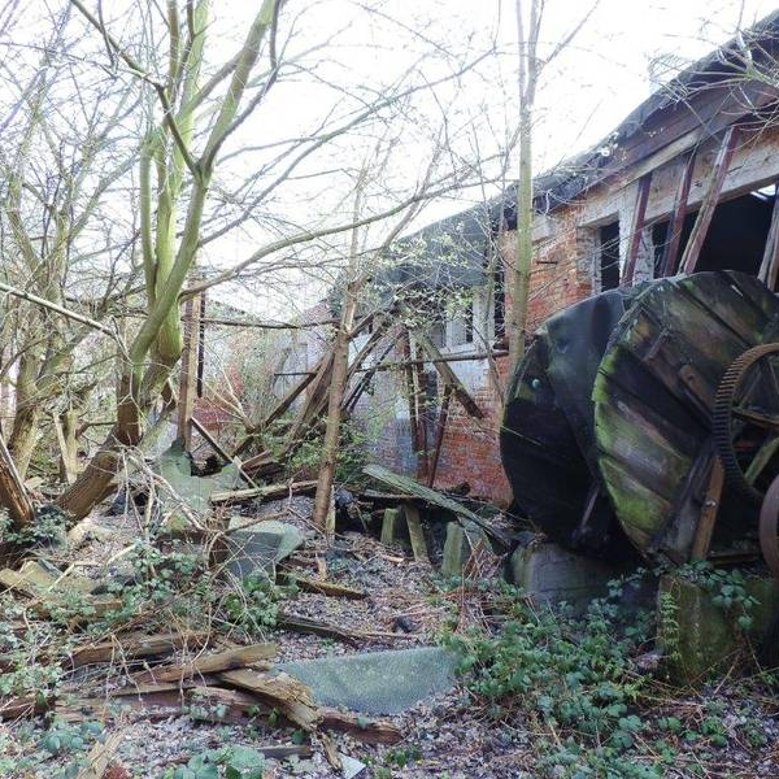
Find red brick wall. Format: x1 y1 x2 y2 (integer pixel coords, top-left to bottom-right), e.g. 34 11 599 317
432 210 593 505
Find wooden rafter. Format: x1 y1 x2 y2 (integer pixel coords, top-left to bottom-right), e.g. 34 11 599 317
660 150 697 277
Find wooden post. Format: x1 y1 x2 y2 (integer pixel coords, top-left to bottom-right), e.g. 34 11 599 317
312 281 359 532
690 458 725 560
427 384 453 487
679 126 739 275
660 150 696 277
413 344 429 481
621 173 652 286
176 292 203 449
399 328 422 466
757 183 779 289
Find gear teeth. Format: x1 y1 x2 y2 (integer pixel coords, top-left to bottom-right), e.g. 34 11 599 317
713 343 779 504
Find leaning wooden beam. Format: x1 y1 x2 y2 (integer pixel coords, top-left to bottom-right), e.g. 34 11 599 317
758 182 779 288
621 173 652 286
679 126 740 274
343 337 397 412
191 416 256 487
232 363 321 458
660 150 697 276
400 328 423 464
411 326 484 419
0 431 34 529
427 384 453 488
413 343 430 480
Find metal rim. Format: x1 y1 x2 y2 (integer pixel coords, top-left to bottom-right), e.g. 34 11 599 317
759 474 779 579
713 342 779 503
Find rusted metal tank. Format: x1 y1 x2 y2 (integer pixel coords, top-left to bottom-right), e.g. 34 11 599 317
501 271 779 569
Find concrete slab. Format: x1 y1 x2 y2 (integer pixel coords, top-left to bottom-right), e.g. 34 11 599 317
278 646 459 715
224 519 306 579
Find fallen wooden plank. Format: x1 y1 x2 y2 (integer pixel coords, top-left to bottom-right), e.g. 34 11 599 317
210 480 317 505
128 643 277 684
277 612 361 645
276 573 366 600
189 685 269 724
0 694 52 720
219 669 320 730
67 631 210 668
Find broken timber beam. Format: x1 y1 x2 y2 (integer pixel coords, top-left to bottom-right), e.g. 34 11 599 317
679 126 740 274
363 464 510 546
410 324 484 419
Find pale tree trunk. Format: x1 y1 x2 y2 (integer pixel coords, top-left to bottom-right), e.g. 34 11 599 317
58 0 279 520
508 0 539 373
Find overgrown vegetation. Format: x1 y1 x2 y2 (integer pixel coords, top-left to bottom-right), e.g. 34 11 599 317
440 574 779 778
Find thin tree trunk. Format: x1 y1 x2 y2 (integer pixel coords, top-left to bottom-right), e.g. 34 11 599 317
312 281 359 533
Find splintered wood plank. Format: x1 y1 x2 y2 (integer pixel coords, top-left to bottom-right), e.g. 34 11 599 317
219 669 320 730
319 707 403 744
128 643 277 684
75 732 124 779
68 631 209 668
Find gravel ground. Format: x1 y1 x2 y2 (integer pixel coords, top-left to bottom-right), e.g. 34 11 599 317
3 491 779 778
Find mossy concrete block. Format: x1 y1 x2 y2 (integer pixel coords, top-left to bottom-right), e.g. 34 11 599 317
506 537 616 607
380 507 403 546
658 573 779 685
441 520 490 577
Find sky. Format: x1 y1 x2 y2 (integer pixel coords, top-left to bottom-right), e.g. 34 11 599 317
6 0 779 318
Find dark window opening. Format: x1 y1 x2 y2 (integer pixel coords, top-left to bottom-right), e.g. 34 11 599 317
494 263 506 342
464 297 474 343
653 189 775 280
599 221 620 290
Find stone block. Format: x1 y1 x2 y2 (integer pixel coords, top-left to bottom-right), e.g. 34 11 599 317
658 573 779 685
380 507 403 546
440 520 491 577
506 536 616 607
